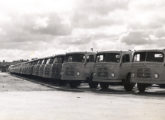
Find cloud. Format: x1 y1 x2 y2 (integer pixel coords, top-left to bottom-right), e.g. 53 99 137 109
121 31 152 45
154 28 165 38
31 13 72 35
119 0 165 48
1 13 72 36
0 13 72 51
72 0 129 28
0 0 165 61
76 0 129 15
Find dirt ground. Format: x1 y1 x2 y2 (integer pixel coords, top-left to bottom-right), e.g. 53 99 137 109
0 72 165 120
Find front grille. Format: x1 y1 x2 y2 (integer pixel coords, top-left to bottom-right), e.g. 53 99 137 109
97 67 108 77
137 68 151 78
65 67 74 76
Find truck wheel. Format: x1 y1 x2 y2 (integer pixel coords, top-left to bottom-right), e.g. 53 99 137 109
124 74 135 91
58 80 67 86
89 82 98 89
69 82 80 88
100 83 109 90
159 84 165 88
137 83 146 93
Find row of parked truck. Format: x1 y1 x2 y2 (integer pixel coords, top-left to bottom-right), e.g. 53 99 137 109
8 49 165 92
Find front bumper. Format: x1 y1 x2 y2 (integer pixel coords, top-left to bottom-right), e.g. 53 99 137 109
61 75 86 81
131 78 165 84
93 78 122 83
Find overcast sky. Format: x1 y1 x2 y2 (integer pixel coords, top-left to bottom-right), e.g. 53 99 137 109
0 0 165 61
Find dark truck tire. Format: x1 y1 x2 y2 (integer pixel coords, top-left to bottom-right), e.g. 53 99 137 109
137 83 146 93
100 83 109 90
89 82 98 89
58 80 67 86
124 74 135 91
69 82 80 88
159 84 165 88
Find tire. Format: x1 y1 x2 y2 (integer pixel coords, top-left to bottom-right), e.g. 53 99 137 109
137 83 146 93
69 82 80 88
124 74 135 91
58 80 67 86
100 83 109 89
89 82 98 89
159 84 165 88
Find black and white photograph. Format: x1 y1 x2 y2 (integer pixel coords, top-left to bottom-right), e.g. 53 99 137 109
0 0 165 120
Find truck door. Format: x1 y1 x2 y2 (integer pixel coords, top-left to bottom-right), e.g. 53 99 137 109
145 52 165 82
120 54 131 79
84 55 95 79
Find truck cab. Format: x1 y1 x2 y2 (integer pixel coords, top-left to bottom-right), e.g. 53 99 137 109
51 54 65 81
42 54 65 84
131 49 165 92
32 59 43 76
61 52 97 88
28 60 38 76
92 51 134 90
38 58 48 77
43 56 55 79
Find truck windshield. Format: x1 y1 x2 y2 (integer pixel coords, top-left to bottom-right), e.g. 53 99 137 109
37 60 42 64
65 54 85 62
54 56 64 63
133 52 164 62
96 53 120 63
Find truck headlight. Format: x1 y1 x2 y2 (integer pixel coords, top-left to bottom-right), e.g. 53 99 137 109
93 73 96 76
131 73 135 78
154 73 159 79
77 72 80 76
111 73 115 77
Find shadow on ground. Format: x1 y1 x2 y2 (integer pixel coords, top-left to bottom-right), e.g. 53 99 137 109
10 73 165 97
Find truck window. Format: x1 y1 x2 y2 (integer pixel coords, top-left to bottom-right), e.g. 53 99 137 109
46 59 50 64
96 53 120 63
133 52 146 62
87 55 95 62
97 55 103 62
54 57 58 63
65 54 85 62
54 57 64 63
41 60 44 64
38 60 43 64
42 59 47 64
146 52 164 62
33 61 37 65
133 52 164 62
37 60 40 64
122 54 130 63
44 59 48 64
49 58 54 64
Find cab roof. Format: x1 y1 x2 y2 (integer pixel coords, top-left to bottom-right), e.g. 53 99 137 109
134 49 165 53
97 50 132 54
30 54 65 62
55 54 65 57
66 51 96 55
